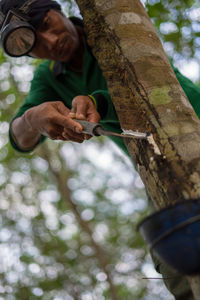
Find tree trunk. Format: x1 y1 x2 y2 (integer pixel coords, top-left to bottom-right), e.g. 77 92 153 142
187 276 200 300
76 0 200 210
75 0 200 298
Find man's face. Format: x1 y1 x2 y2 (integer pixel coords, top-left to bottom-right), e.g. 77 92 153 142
30 9 79 62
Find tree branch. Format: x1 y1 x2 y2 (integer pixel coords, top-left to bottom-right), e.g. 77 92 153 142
38 143 120 300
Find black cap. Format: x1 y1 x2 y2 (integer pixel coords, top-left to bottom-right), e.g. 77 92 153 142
0 0 61 29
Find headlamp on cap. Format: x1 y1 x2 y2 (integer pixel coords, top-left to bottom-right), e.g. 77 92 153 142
0 0 37 57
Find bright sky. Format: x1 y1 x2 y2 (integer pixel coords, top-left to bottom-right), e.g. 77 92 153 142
176 59 200 82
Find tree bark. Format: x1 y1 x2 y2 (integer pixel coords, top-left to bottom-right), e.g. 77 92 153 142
75 0 200 298
76 0 200 210
187 276 200 300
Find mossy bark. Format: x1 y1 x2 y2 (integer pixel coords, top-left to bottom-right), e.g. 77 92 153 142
76 0 200 210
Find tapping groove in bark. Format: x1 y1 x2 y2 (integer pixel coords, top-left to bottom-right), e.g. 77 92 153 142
76 0 200 209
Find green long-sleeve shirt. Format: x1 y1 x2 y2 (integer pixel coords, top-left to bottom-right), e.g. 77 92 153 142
9 37 200 155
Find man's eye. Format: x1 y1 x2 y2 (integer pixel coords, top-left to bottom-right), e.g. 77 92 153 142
42 17 49 28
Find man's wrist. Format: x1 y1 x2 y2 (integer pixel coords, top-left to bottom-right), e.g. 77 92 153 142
88 94 97 109
89 93 108 119
23 108 38 133
10 117 40 152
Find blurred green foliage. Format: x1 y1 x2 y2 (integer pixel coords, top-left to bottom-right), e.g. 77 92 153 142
145 0 200 60
0 0 198 299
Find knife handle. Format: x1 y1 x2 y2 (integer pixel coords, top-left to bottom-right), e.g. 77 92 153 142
74 119 103 136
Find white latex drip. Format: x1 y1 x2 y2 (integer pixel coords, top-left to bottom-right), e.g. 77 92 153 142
147 134 162 155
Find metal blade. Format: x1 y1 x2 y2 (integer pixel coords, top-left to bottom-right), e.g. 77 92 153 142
73 119 149 140
95 127 149 140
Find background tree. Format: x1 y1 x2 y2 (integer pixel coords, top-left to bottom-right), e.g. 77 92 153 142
0 0 199 299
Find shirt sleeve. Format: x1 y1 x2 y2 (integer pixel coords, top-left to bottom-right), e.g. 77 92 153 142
9 63 59 153
89 90 130 156
171 65 200 118
90 90 118 121
13 63 60 120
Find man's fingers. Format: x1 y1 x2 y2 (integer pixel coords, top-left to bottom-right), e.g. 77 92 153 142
53 115 83 133
87 111 101 123
75 101 88 119
62 129 84 139
84 134 92 140
62 129 85 143
71 97 90 120
69 112 76 119
57 101 71 116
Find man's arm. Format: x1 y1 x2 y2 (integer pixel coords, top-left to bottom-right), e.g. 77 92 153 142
11 97 100 151
172 65 200 119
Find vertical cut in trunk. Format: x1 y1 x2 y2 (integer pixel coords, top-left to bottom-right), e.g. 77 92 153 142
76 0 200 209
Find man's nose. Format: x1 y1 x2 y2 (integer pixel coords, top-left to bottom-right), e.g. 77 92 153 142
40 32 59 51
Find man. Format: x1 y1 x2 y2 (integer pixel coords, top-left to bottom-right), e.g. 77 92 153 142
1 0 200 298
1 0 126 154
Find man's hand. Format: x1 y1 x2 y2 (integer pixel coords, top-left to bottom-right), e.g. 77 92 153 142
11 97 101 150
24 101 85 143
69 95 100 122
62 95 101 140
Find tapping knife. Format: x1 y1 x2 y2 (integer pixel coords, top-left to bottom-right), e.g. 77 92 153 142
74 119 149 140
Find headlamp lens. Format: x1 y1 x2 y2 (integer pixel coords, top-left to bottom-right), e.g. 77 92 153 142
4 25 36 57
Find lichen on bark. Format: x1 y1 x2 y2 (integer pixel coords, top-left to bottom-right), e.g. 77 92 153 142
76 0 200 209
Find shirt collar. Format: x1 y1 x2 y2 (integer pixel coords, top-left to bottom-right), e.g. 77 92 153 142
52 61 64 77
